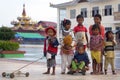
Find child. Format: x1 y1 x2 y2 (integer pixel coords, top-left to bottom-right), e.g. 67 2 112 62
67 42 90 75
73 14 88 50
89 14 105 73
43 26 59 75
90 24 103 74
89 14 105 38
60 19 74 74
104 31 116 75
61 19 72 36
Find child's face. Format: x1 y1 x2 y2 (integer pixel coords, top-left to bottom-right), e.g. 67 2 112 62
108 32 114 40
65 24 71 30
78 47 85 54
47 29 54 36
92 28 99 35
94 17 101 24
77 18 84 25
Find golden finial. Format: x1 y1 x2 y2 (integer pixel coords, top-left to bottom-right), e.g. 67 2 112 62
22 4 26 17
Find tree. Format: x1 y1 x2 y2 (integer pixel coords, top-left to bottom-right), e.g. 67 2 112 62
0 26 15 40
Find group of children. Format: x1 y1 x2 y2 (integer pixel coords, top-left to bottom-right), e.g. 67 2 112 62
42 14 117 75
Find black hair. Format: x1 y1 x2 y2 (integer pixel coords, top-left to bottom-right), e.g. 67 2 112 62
92 24 100 32
76 14 84 20
61 19 71 28
105 30 114 41
76 42 84 50
94 14 102 20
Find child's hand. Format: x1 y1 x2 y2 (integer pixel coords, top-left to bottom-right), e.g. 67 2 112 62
93 47 98 51
48 38 52 44
112 40 116 46
74 59 77 63
111 35 114 40
44 52 46 57
87 43 90 48
85 66 89 70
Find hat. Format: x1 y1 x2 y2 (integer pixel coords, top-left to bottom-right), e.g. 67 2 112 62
45 26 56 36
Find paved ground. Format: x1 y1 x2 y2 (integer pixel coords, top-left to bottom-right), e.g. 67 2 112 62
0 58 120 80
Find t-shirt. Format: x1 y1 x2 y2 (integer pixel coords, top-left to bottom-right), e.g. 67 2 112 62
90 35 103 51
62 29 72 37
60 29 75 55
89 24 105 38
60 29 75 46
73 51 89 66
104 41 115 58
73 25 87 45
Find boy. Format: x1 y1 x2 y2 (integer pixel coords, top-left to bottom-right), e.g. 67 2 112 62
67 42 90 75
73 14 88 50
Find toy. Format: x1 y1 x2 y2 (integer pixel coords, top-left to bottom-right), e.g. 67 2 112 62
62 35 73 54
1 56 44 78
2 71 29 78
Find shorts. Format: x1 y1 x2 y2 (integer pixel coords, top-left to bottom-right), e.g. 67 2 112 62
91 50 101 63
47 58 56 68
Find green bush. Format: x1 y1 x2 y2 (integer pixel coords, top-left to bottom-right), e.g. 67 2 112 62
0 26 15 40
0 41 19 50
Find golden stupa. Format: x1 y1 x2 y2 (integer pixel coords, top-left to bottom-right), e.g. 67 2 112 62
11 4 45 31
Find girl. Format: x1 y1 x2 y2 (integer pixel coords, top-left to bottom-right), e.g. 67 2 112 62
89 14 105 74
60 19 74 74
43 26 59 75
90 24 103 74
104 31 116 75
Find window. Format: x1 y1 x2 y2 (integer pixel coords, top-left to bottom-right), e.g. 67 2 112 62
116 27 120 30
118 4 120 12
59 8 66 34
70 9 76 19
105 27 112 31
60 9 67 21
81 8 87 18
104 5 112 16
92 7 99 17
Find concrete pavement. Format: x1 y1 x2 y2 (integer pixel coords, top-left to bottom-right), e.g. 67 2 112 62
0 58 120 80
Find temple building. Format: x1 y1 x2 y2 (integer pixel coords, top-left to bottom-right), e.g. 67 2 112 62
11 4 57 44
11 4 38 32
50 0 120 47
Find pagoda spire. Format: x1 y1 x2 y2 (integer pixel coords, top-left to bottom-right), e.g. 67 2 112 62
22 4 26 17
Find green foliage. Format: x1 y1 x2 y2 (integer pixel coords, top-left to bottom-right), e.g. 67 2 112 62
0 26 15 40
0 41 19 50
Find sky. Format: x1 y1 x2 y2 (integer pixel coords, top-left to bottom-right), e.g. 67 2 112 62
0 0 72 27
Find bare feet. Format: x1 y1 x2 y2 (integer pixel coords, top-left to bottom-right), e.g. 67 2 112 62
61 72 65 74
51 72 55 75
100 71 104 75
112 71 117 75
90 72 96 75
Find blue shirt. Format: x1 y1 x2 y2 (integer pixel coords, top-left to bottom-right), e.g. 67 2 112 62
73 51 89 66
